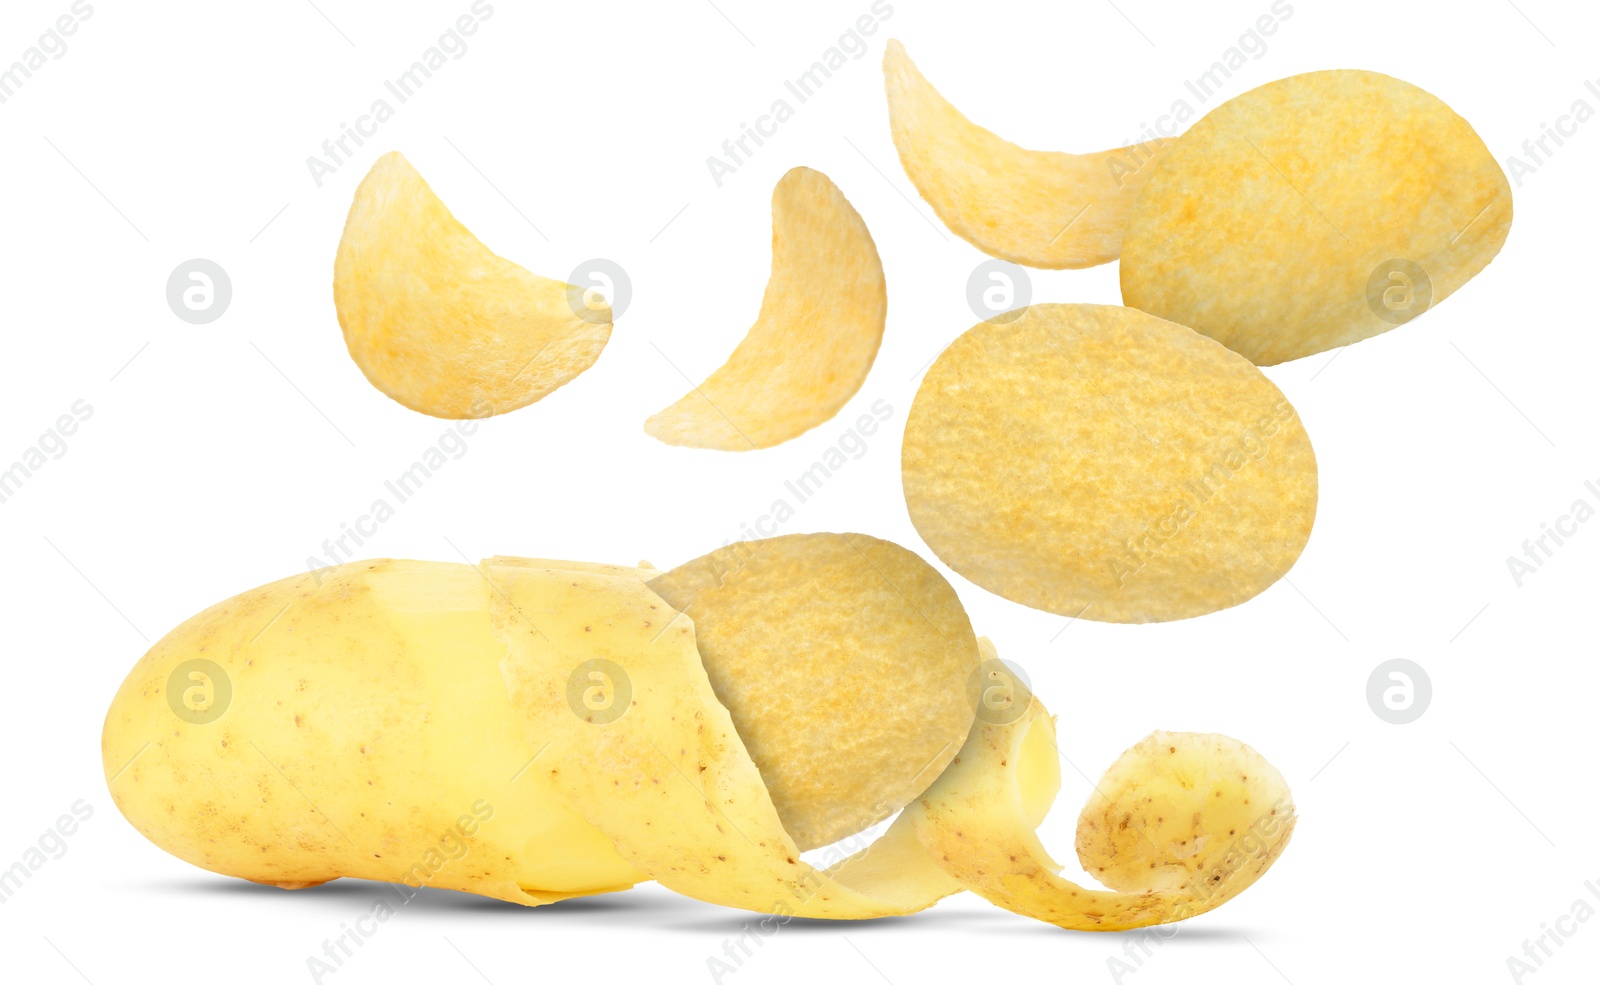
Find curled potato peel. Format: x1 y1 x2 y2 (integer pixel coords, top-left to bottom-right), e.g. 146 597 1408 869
104 541 1293 929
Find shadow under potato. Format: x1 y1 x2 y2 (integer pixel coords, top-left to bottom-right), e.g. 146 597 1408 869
149 877 685 918
142 877 1267 941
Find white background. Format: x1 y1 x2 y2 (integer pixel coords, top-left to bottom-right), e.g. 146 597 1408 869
1 0 1595 982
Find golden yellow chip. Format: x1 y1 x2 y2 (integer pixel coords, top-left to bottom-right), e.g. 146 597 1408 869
647 532 978 849
883 39 1170 269
1121 70 1512 365
644 167 884 450
333 151 610 418
902 303 1318 623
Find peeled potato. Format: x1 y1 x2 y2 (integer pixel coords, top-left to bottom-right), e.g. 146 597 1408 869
104 543 1295 929
644 167 885 450
101 538 971 894
1121 70 1512 365
902 304 1318 623
333 151 610 418
100 560 643 904
883 39 1170 269
647 532 977 849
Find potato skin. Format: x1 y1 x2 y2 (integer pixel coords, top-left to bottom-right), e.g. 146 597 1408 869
101 560 641 904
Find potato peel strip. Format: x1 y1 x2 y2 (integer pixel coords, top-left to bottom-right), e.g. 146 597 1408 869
488 559 1294 927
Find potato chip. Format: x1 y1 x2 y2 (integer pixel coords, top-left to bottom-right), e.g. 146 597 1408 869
901 303 1317 623
647 532 978 849
1121 70 1512 365
644 167 885 450
333 151 610 418
883 39 1171 269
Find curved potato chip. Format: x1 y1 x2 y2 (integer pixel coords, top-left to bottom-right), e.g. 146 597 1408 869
334 151 611 418
647 532 978 849
1121 70 1512 365
902 304 1318 623
883 39 1171 269
644 166 885 450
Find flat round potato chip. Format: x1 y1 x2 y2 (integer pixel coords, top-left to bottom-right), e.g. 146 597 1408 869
883 39 1171 269
902 304 1317 623
644 167 885 450
1121 70 1512 365
647 532 978 849
334 151 611 418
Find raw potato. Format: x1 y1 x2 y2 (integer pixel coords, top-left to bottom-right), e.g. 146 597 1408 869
646 532 978 849
1121 70 1512 365
883 39 1170 269
644 167 885 450
101 560 643 904
902 304 1318 623
104 541 1296 929
333 151 610 418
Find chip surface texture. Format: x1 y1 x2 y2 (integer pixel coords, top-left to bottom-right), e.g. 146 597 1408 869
1121 70 1511 365
334 151 611 418
644 167 885 450
902 304 1317 623
883 39 1170 269
648 532 978 849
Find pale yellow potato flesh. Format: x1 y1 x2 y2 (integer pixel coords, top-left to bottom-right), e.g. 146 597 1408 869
643 167 885 450
1121 70 1512 365
101 560 643 904
333 151 610 418
902 304 1318 623
646 532 978 849
104 550 1295 929
883 39 1171 269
